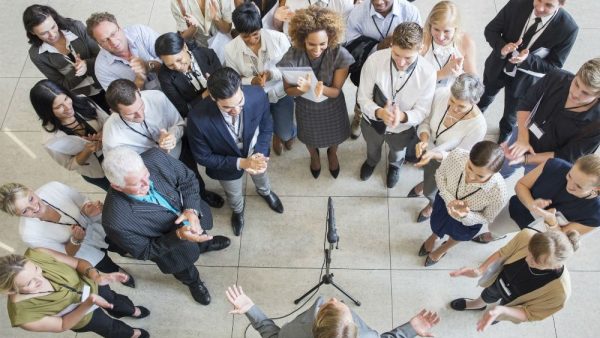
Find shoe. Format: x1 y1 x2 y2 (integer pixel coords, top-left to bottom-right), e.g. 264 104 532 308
199 235 231 253
350 105 362 139
418 243 430 257
202 190 224 208
188 281 211 305
424 252 446 267
120 268 136 288
310 148 321 179
231 212 244 236
327 147 340 179
272 135 283 155
260 191 284 213
416 204 432 223
472 232 507 244
132 306 151 319
386 162 403 188
360 161 375 181
135 328 150 338
450 298 487 311
407 183 424 198
284 138 295 150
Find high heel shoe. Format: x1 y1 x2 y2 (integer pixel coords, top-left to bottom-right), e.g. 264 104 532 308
310 148 321 179
327 147 340 179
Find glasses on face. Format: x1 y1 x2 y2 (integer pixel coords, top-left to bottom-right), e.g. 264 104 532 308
218 93 245 113
98 26 121 45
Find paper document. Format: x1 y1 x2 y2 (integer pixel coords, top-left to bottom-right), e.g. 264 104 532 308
45 135 90 156
279 67 327 103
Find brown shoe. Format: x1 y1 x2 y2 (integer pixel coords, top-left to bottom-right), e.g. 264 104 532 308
284 137 295 150
350 104 362 139
272 135 283 155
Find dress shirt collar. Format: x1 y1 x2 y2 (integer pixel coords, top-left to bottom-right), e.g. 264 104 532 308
529 8 557 27
241 31 268 58
369 1 401 19
38 30 79 54
104 35 136 65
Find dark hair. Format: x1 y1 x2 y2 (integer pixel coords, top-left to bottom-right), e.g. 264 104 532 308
207 67 242 100
105 79 138 112
23 5 71 46
155 32 185 56
392 22 423 50
29 80 98 133
232 2 263 34
469 140 505 173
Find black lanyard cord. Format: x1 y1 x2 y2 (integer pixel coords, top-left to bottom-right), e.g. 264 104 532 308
41 199 84 228
371 6 395 41
430 40 453 70
455 172 482 200
433 105 474 145
118 116 158 145
389 58 418 104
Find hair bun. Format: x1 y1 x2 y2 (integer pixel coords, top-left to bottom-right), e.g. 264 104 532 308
565 230 581 252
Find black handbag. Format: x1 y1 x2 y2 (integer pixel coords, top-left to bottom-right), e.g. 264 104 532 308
366 84 388 135
345 36 379 87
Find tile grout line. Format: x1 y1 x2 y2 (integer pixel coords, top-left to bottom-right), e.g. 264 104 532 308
0 51 28 130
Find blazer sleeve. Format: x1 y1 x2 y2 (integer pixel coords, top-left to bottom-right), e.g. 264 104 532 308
187 111 240 171
483 0 512 58
29 48 84 90
158 70 190 117
380 322 418 338
254 91 274 155
73 20 100 76
245 305 281 338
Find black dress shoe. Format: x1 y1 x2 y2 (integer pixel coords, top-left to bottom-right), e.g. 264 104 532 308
407 183 424 198
135 328 150 338
260 191 284 213
202 190 224 208
418 243 430 257
119 268 136 288
231 212 244 236
188 281 211 305
327 147 340 179
424 252 446 267
199 235 231 253
386 163 402 188
450 298 487 311
131 306 151 319
360 160 375 181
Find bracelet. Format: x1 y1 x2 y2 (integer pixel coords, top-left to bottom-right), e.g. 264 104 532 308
524 153 529 165
83 266 99 278
70 236 82 246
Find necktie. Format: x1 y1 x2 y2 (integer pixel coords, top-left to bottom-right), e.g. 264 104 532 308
231 115 237 127
506 17 542 72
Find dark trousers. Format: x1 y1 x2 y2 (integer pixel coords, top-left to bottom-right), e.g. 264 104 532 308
481 278 510 305
95 252 121 273
179 135 207 197
509 195 535 229
172 264 201 286
81 175 111 192
478 73 521 143
72 285 136 338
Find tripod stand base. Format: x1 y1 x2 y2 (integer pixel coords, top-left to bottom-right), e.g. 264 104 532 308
293 273 361 306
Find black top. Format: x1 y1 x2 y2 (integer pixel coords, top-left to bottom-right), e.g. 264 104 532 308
498 258 563 303
517 69 600 162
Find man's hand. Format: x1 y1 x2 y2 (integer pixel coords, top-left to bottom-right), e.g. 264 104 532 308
130 57 148 77
296 73 311 93
509 49 529 65
415 140 428 159
274 6 294 22
158 129 176 152
81 200 103 217
74 54 87 77
226 285 255 314
94 271 130 286
500 38 522 57
251 72 268 87
175 209 201 229
449 266 482 278
242 153 269 175
509 138 535 158
375 100 403 128
532 206 558 227
415 151 440 168
70 225 86 241
477 306 503 332
409 309 440 337
184 14 200 27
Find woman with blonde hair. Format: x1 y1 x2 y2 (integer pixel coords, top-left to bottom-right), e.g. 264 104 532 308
421 1 477 87
449 228 579 332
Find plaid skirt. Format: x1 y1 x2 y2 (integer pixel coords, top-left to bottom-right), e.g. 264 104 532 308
295 94 350 148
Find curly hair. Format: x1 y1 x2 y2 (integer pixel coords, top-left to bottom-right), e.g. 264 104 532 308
86 12 118 39
288 6 345 50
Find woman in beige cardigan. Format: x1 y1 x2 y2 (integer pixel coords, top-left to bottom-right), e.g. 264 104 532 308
449 228 579 331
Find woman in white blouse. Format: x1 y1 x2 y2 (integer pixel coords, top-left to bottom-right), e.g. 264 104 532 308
0 181 135 287
419 141 508 267
225 2 297 155
408 73 486 222
30 80 109 191
420 1 476 87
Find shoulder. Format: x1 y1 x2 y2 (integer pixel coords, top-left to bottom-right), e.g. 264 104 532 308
432 87 452 106
446 148 469 164
555 8 578 30
417 55 436 75
37 181 69 195
141 90 170 104
243 86 269 104
543 158 572 175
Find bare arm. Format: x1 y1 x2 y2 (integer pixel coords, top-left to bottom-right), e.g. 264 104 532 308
321 67 349 98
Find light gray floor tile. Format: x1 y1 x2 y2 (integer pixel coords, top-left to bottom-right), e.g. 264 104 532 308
0 1 40 78
47 0 153 27
0 78 19 129
148 0 178 34
2 77 44 132
554 271 600 338
562 29 600 74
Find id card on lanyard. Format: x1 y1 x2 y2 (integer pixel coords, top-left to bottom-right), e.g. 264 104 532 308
526 93 545 139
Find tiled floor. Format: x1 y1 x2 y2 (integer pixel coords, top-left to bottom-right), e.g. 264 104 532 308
0 0 599 337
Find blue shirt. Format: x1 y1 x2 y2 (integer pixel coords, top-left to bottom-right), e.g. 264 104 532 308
129 180 189 225
345 0 421 43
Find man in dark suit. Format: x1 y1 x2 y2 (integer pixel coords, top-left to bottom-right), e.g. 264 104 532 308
187 67 284 236
225 285 440 338
155 32 222 118
478 0 578 143
101 146 231 305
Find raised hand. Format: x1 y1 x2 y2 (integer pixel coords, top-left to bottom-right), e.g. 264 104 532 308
225 285 255 315
184 14 200 27
130 57 148 77
501 38 522 57
274 6 293 23
74 54 87 77
409 309 441 337
449 266 482 278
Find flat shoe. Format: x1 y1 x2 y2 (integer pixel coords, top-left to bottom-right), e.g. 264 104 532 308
450 298 487 311
407 185 423 198
424 252 446 267
418 243 430 257
472 232 507 244
416 210 430 223
136 328 150 338
132 306 151 319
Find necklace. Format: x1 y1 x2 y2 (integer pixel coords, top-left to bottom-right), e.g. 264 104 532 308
527 265 553 277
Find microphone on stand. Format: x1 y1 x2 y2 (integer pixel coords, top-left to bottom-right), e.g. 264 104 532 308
327 197 339 245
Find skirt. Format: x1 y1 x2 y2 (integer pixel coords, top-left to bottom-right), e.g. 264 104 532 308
295 94 350 148
430 193 483 241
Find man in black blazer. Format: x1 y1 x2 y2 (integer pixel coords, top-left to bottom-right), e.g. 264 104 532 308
155 32 222 118
187 67 284 236
478 0 578 143
101 147 231 305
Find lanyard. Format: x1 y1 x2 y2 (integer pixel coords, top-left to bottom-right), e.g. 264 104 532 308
519 11 556 48
565 98 598 111
389 58 418 104
119 116 158 145
433 105 474 145
41 199 83 228
455 173 482 200
371 6 395 41
430 40 453 70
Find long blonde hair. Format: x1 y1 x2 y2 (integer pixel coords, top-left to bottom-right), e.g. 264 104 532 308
422 1 463 55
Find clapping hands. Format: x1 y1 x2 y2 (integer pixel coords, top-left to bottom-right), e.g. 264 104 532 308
244 153 269 175
376 100 404 128
447 199 469 219
81 200 103 217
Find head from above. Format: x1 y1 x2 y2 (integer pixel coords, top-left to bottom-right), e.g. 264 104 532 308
565 154 600 198
23 4 70 46
424 1 461 47
0 183 49 219
103 147 150 196
288 6 344 60
0 255 45 295
232 2 263 47
391 22 423 72
370 0 394 16
155 32 192 74
533 0 564 18
312 298 358 338
86 12 127 56
526 229 579 270
465 141 505 184
569 58 600 106
106 79 145 123
448 73 485 113
207 67 245 118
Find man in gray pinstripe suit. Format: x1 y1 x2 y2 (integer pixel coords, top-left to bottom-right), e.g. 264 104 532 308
102 147 231 305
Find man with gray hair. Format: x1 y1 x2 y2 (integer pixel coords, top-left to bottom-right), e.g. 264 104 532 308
101 146 230 305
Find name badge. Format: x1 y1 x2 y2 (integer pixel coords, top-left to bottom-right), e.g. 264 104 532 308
529 122 544 139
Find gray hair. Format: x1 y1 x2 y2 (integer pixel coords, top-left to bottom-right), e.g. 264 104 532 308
102 147 146 187
450 73 485 104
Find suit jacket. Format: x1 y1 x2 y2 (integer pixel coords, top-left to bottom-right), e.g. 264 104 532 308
102 148 212 274
158 45 222 117
245 296 418 338
483 0 578 95
187 85 273 181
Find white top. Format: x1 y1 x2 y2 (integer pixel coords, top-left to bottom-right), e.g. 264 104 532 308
417 87 487 159
345 0 421 43
422 41 464 88
262 0 353 35
42 106 110 179
19 182 108 266
357 49 436 134
435 149 508 226
171 0 233 47
224 29 290 103
102 90 185 158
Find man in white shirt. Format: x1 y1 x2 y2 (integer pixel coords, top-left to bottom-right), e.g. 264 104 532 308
102 79 224 208
357 22 436 188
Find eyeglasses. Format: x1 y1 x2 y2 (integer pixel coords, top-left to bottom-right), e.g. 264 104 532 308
98 25 121 45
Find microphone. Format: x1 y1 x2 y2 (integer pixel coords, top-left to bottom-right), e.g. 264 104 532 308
327 197 339 244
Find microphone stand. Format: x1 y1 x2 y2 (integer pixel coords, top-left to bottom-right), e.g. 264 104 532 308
293 198 361 306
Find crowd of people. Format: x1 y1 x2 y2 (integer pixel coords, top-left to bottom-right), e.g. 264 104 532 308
0 0 599 337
